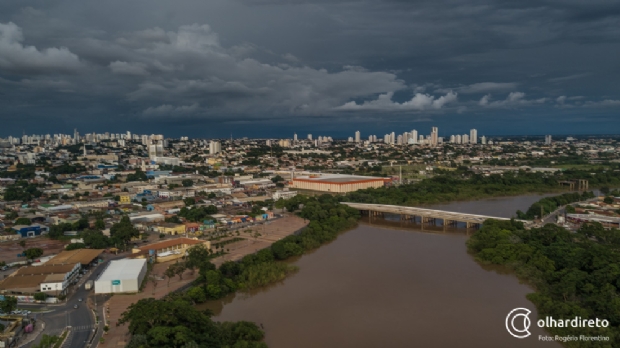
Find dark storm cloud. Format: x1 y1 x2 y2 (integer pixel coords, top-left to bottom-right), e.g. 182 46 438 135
0 0 619 136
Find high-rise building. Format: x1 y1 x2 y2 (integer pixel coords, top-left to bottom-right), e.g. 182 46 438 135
355 131 361 143
294 133 298 142
384 134 390 143
450 135 456 143
411 130 418 144
209 140 222 155
390 132 396 144
545 135 552 145
470 129 478 144
455 135 462 144
430 127 438 146
462 134 469 144
480 136 487 145
307 134 312 141
397 135 403 145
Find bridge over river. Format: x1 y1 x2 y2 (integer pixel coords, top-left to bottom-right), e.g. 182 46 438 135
341 202 530 228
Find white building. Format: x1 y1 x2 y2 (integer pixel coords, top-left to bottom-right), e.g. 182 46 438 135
355 131 361 143
209 141 222 155
470 129 478 144
95 259 147 294
273 190 298 200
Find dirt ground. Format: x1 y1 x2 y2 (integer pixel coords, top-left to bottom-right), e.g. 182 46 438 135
0 237 67 264
102 214 308 347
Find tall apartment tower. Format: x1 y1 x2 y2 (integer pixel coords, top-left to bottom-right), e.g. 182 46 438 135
411 130 418 144
470 129 478 144
307 134 312 141
209 140 222 155
294 133 298 142
545 135 552 145
355 131 361 143
430 127 438 146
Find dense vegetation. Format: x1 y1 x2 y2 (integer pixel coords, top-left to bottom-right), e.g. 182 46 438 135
2 182 42 202
184 195 358 299
516 192 596 220
121 297 267 348
345 172 560 205
178 205 218 222
468 220 620 347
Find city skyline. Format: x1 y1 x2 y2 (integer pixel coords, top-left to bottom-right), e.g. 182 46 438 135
0 1 619 136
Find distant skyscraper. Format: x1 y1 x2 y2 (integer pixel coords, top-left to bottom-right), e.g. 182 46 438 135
209 140 221 155
368 135 373 142
384 134 390 143
480 135 487 145
450 135 456 143
462 134 469 144
307 134 312 140
430 127 438 146
294 133 298 142
411 130 418 144
390 132 396 144
470 129 478 144
455 134 462 144
355 131 361 143
545 135 552 145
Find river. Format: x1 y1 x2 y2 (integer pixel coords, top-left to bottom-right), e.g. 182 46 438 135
203 194 562 347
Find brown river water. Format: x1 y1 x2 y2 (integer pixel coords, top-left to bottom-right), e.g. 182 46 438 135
202 194 562 348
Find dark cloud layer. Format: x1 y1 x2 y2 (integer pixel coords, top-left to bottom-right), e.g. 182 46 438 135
0 0 619 137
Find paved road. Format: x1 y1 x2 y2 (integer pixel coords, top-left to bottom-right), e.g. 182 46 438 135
21 253 128 348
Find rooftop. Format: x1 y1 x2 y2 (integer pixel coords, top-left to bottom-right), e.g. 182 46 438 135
0 274 47 290
98 259 146 282
138 237 204 252
294 174 387 183
48 249 104 266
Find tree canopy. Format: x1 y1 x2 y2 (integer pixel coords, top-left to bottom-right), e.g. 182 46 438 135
468 220 620 343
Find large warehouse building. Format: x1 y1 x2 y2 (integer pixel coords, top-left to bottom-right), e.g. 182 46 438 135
94 259 147 294
291 174 390 193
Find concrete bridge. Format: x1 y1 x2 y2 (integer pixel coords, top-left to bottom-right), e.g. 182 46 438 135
341 202 527 228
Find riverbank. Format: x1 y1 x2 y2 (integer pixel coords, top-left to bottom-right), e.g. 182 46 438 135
103 214 307 347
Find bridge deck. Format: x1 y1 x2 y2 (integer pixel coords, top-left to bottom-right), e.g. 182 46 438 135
342 202 524 224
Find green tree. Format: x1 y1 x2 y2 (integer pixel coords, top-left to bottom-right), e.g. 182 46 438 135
15 218 31 225
182 179 193 187
603 196 614 204
0 296 17 314
24 248 44 259
183 197 196 206
110 216 139 248
94 219 105 230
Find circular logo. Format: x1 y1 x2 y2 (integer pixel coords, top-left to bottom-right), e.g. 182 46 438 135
506 308 531 339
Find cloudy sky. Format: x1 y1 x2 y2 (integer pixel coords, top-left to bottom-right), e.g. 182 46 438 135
1 0 619 138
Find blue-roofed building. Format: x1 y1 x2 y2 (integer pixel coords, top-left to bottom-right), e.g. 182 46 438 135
12 225 43 238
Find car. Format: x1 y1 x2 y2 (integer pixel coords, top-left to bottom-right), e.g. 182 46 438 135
73 304 78 309
78 298 82 302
